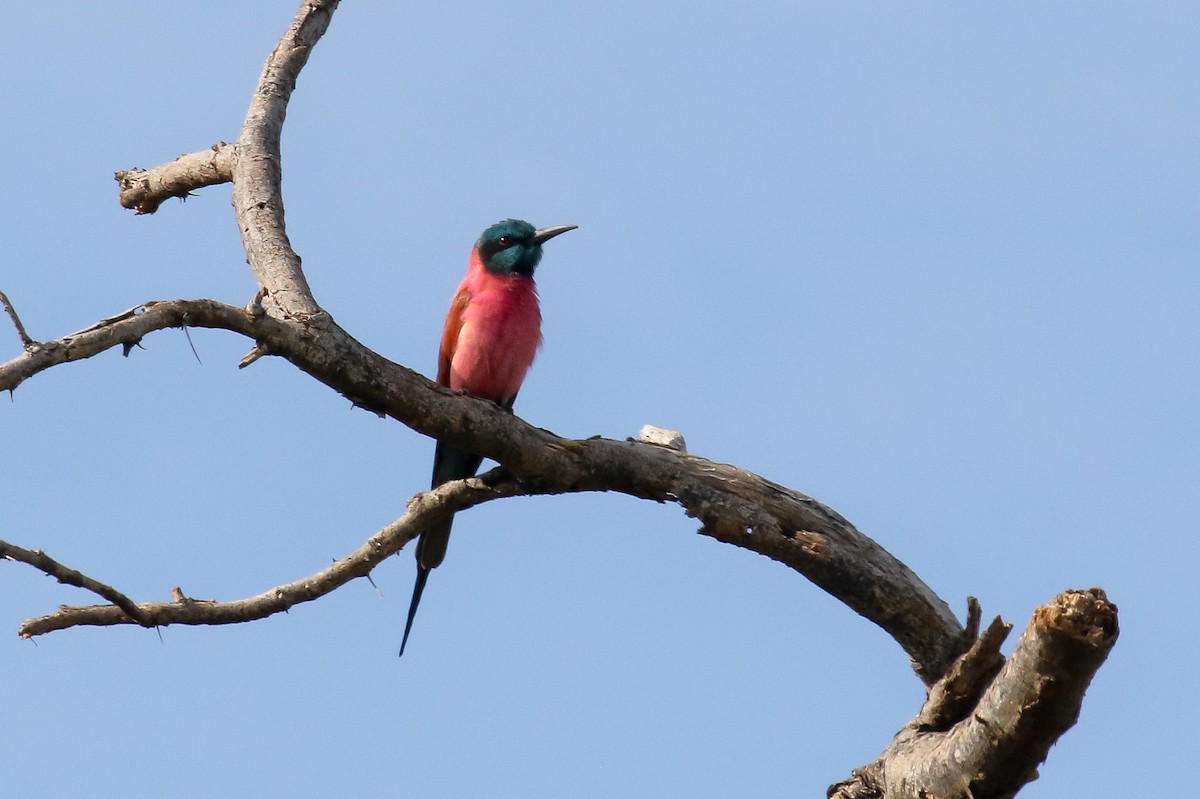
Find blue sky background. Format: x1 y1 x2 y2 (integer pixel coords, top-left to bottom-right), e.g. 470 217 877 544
2 2 1196 796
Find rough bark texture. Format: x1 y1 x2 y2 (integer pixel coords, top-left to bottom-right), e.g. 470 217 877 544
830 589 1118 799
115 143 234 215
0 2 1117 796
0 297 968 680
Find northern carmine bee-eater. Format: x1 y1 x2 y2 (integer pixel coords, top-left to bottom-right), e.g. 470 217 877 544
399 219 577 656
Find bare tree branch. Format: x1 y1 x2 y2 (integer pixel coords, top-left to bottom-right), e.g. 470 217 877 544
830 588 1118 799
0 299 268 394
115 143 234 215
0 540 155 627
915 612 1010 732
229 0 339 320
11 468 528 638
5 2 1119 791
0 297 966 679
3 0 972 683
0 290 36 351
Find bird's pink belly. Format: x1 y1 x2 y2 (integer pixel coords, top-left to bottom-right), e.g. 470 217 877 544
450 290 541 404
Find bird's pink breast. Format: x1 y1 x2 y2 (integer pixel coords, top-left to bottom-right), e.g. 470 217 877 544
449 263 542 404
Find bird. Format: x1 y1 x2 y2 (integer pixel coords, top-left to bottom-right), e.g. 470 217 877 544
399 218 577 657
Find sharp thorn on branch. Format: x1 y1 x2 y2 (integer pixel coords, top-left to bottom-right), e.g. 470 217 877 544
365 573 383 596
181 316 202 364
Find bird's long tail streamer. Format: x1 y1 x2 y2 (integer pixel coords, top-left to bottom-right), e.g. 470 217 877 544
399 567 431 657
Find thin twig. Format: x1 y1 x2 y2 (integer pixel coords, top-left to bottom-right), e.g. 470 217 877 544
0 291 36 350
0 299 271 395
13 470 520 638
0 539 155 626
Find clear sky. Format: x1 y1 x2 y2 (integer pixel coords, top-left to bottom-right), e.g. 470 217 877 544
2 2 1195 797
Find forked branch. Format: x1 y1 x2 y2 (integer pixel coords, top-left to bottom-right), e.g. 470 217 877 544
0 298 968 682
0 290 36 351
1 2 1117 795
8 468 527 637
830 589 1118 799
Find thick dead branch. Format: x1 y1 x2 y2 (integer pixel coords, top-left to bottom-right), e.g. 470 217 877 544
115 143 234 214
271 316 972 682
0 300 965 679
228 0 338 320
2 0 976 683
830 588 1118 799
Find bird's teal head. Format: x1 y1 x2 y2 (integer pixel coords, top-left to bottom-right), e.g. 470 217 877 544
476 219 577 277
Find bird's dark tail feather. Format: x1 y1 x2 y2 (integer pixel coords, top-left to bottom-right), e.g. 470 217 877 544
399 566 431 657
400 441 481 657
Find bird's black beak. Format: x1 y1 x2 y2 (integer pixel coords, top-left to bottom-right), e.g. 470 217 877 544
531 224 578 244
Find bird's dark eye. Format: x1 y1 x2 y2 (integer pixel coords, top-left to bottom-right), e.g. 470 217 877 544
498 236 514 247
